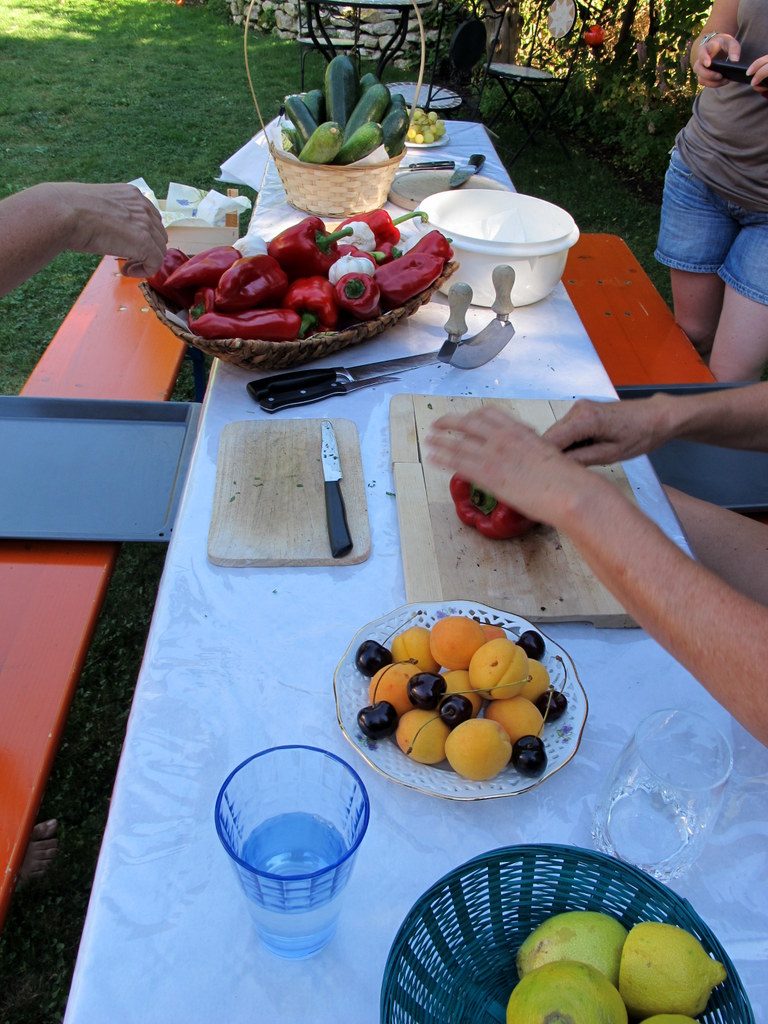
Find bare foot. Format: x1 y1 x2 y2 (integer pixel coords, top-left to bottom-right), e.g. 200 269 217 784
18 819 58 887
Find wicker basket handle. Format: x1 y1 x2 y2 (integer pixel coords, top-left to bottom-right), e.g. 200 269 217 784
243 0 425 144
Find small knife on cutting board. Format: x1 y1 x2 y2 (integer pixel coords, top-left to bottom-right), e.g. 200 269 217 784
321 419 353 558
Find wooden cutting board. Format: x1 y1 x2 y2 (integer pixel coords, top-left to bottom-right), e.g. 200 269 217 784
208 418 370 567
390 395 636 627
388 171 511 211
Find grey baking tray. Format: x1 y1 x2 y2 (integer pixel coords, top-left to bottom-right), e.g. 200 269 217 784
617 384 768 512
0 396 200 541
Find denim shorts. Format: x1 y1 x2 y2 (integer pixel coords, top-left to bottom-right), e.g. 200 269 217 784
654 148 768 306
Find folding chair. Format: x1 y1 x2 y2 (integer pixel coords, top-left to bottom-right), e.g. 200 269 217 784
297 1 356 91
479 0 584 162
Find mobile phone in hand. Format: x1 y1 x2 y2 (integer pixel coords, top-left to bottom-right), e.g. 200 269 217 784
709 57 752 82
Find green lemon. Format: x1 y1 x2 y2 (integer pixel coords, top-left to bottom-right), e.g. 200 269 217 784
516 910 629 987
506 960 628 1024
619 922 727 1018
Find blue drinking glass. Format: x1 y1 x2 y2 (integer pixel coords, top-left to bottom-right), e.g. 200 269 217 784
215 744 370 959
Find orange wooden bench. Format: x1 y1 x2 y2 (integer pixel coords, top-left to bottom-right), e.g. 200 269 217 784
563 233 716 387
0 257 186 929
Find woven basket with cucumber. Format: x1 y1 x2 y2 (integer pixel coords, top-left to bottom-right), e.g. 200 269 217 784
244 0 425 218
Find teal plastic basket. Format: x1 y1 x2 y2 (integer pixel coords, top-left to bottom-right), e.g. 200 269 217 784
381 843 754 1024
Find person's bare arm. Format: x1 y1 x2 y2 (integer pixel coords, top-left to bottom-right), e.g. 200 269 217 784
426 405 768 745
691 0 741 82
0 182 167 297
545 383 768 467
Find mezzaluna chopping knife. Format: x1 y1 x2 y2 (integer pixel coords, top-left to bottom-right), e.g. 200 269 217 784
321 419 353 558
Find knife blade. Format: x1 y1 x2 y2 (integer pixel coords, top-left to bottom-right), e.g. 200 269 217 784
258 373 399 413
449 154 486 188
321 420 353 558
248 350 441 402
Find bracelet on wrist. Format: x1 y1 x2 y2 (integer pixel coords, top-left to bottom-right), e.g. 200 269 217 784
700 31 718 46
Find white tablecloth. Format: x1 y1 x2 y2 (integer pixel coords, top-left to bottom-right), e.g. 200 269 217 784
65 123 768 1023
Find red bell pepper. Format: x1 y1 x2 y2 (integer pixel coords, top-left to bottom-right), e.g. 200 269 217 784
338 209 427 247
334 273 382 321
282 276 339 332
213 254 289 312
449 475 536 540
146 247 193 307
374 252 444 308
164 245 241 290
407 229 454 262
267 216 355 280
188 305 302 342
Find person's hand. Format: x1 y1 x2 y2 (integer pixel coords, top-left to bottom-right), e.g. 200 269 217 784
425 405 590 529
543 396 673 466
52 182 168 277
694 31 741 87
747 53 768 94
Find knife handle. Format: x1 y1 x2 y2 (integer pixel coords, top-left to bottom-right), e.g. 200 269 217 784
258 379 349 412
324 479 353 558
248 368 339 401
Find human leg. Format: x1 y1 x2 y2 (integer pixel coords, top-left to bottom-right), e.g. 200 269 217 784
18 819 58 886
708 285 768 381
668 486 768 605
669 267 724 358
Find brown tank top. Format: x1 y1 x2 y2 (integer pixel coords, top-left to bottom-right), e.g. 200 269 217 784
675 0 768 211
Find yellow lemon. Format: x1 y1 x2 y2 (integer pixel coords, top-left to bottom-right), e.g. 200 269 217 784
506 960 627 1024
516 910 628 987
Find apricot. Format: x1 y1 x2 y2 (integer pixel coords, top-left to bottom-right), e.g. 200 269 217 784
391 625 441 673
518 659 550 702
429 615 487 670
481 623 507 642
468 638 529 700
369 661 422 717
485 695 544 745
396 709 450 764
444 718 512 780
442 669 483 716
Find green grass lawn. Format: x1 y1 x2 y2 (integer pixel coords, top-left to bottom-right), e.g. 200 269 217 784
0 2 670 1020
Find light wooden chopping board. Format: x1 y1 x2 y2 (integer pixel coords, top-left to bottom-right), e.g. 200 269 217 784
390 394 636 627
208 418 370 567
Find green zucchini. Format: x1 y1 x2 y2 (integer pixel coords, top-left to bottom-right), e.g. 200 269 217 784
359 72 381 93
299 121 344 164
281 126 303 155
284 94 319 146
343 82 391 140
381 102 410 157
324 54 358 129
301 88 325 124
333 121 384 165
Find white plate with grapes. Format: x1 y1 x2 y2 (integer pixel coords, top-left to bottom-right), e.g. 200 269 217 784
405 134 450 149
333 601 588 801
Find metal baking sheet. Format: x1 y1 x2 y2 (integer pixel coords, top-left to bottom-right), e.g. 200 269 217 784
0 396 200 541
617 384 768 512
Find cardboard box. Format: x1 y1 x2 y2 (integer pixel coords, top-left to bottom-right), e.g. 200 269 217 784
159 201 240 256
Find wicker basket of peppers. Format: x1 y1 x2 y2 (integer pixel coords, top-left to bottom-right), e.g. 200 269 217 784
141 208 457 373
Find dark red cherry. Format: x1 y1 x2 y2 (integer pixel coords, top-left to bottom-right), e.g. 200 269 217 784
511 734 548 776
516 630 546 661
438 694 474 728
534 688 568 722
355 639 393 677
407 672 447 710
357 701 398 739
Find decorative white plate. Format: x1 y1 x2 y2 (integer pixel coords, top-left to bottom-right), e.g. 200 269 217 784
405 134 450 149
333 601 588 800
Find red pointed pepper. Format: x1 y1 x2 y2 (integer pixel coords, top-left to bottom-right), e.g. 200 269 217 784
188 305 302 342
164 245 241 290
334 273 382 321
213 254 289 312
338 209 426 247
267 216 355 280
407 229 454 262
449 475 536 540
146 247 193 307
282 276 339 332
374 252 444 308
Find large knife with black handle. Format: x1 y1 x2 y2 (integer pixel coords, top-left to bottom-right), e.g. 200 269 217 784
321 419 353 559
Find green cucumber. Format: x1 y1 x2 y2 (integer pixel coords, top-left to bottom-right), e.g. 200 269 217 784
343 82 391 140
324 54 358 129
381 102 410 157
298 121 344 164
359 72 381 93
284 94 319 146
333 121 384 165
281 126 303 154
301 88 325 124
